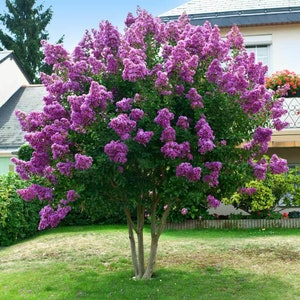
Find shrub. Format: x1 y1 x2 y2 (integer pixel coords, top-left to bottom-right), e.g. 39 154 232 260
0 173 43 246
288 211 300 218
61 195 127 226
17 144 34 161
249 210 282 219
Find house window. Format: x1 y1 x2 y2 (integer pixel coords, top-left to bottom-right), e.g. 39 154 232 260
246 45 269 68
243 35 272 74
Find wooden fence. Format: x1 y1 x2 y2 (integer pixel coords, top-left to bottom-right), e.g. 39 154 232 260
165 219 300 230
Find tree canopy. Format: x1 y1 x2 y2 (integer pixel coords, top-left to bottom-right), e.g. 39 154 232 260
0 0 54 82
12 9 288 279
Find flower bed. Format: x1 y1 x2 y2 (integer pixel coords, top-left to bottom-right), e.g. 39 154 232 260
165 218 300 230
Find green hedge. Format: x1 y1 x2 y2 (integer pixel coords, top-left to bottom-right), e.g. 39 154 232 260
0 173 43 246
61 196 127 226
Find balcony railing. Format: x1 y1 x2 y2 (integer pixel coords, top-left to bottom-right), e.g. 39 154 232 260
282 97 300 128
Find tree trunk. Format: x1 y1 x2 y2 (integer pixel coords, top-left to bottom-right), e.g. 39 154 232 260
124 207 139 277
142 235 158 279
143 195 171 279
136 204 145 277
124 197 171 280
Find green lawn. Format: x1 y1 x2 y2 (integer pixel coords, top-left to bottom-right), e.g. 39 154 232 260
0 226 299 299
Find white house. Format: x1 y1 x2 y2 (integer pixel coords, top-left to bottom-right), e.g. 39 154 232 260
0 51 45 174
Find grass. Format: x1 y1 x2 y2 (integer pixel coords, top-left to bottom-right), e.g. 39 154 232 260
0 226 300 299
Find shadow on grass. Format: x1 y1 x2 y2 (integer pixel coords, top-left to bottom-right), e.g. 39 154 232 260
2 265 295 300
80 267 295 300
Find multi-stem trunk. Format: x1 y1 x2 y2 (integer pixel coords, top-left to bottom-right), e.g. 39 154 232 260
124 194 170 280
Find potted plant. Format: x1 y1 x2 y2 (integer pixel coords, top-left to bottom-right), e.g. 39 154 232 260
266 70 300 97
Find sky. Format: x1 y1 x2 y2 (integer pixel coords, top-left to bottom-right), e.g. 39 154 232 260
0 0 187 51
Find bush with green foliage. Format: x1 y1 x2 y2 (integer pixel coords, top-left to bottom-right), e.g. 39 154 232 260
0 173 42 246
18 144 34 162
225 166 300 214
61 195 127 226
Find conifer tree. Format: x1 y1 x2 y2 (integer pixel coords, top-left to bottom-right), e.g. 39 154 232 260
0 0 53 82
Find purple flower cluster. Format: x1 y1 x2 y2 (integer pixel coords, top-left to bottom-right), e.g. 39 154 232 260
238 187 257 195
253 127 272 144
161 141 192 160
121 51 149 82
176 116 189 130
164 40 198 83
109 113 136 140
69 82 112 132
155 71 172 95
249 158 268 180
41 40 70 67
67 189 79 202
186 88 203 109
269 154 288 174
17 184 53 202
75 154 93 170
207 195 221 208
268 94 289 130
15 110 48 132
195 115 215 154
203 161 222 187
160 126 176 142
38 204 71 230
104 140 128 164
154 108 174 128
116 97 133 112
226 25 244 50
245 126 272 153
273 119 289 131
176 162 201 182
129 108 144 121
56 160 74 176
134 129 154 146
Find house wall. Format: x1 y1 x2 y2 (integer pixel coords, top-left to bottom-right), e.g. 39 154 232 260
0 154 15 175
267 147 300 165
0 55 30 107
221 23 300 74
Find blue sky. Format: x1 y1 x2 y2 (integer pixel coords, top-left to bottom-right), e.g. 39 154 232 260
0 0 187 51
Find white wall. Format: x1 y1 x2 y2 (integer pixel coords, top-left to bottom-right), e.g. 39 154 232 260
0 154 15 174
0 55 30 107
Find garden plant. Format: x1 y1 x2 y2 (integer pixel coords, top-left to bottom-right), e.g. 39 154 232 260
225 166 300 215
13 10 288 279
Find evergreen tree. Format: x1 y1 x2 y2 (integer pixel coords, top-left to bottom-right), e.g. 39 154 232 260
0 0 53 83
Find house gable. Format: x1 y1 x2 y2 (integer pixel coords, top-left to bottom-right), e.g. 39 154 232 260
0 51 31 108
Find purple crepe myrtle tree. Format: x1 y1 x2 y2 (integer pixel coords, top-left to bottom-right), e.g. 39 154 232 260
13 9 288 279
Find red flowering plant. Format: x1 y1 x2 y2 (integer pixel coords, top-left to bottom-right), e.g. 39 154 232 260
266 70 300 97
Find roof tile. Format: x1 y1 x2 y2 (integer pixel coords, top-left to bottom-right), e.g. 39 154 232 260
159 0 300 17
0 85 45 149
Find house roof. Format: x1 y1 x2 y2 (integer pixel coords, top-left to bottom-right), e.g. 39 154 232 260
0 85 45 150
159 0 300 27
